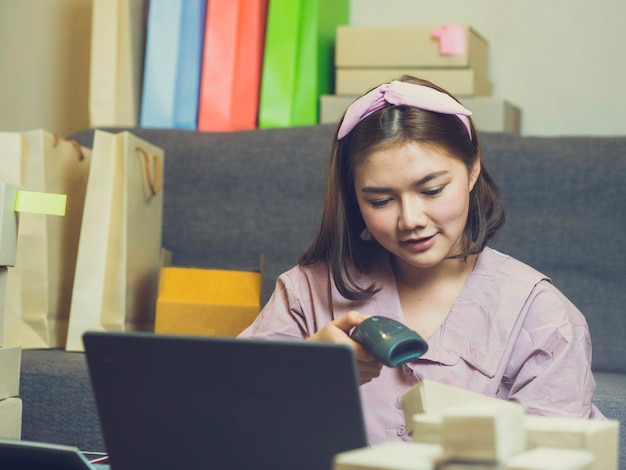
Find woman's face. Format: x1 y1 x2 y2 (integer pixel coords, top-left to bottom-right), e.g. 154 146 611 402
353 141 480 272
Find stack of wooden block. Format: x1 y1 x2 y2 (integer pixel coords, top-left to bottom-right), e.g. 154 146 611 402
321 24 521 134
0 182 23 440
334 380 619 470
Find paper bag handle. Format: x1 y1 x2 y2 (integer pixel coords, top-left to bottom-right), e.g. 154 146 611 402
135 146 163 196
52 133 86 161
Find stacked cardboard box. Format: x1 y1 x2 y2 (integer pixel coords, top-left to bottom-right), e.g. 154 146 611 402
322 24 521 134
334 380 619 470
0 345 22 439
0 182 23 439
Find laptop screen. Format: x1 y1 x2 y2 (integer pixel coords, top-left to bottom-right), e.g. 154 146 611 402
83 332 367 470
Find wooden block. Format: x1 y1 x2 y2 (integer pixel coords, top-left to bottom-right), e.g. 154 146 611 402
412 413 443 445
333 442 442 470
441 401 526 462
524 415 619 470
504 447 594 470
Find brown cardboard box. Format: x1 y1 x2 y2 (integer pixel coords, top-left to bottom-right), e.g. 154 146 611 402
0 397 22 439
320 95 521 134
319 95 355 125
155 266 262 337
459 98 522 134
336 69 492 97
0 345 21 399
336 25 489 78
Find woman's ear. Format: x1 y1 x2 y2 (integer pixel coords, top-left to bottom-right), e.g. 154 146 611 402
469 157 481 192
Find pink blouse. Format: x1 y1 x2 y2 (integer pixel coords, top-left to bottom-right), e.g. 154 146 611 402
239 247 604 445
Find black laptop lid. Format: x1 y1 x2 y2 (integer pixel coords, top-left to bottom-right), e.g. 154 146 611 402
83 332 367 470
0 440 94 470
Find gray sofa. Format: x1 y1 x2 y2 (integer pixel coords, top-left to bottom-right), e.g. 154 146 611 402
20 125 626 467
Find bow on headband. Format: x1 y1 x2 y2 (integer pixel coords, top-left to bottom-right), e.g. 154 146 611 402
337 80 473 140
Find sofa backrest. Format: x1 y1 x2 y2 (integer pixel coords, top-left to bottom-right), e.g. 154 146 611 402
482 133 626 374
70 126 626 374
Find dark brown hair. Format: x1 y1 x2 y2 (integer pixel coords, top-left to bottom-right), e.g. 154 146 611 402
300 76 505 300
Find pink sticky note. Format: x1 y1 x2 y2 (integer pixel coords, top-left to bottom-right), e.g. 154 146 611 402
432 23 467 56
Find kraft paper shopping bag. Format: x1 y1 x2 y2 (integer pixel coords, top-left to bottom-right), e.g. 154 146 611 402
0 131 90 348
197 0 268 132
140 0 207 130
89 0 148 127
65 131 164 352
258 0 348 128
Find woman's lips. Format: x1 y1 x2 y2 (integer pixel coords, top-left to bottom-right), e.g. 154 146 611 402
400 234 437 252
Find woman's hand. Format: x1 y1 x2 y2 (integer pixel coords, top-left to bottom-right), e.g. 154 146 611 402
306 311 383 385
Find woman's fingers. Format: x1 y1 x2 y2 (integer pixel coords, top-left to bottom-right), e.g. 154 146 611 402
306 311 384 385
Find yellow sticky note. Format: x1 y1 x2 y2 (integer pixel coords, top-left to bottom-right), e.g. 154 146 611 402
14 190 67 216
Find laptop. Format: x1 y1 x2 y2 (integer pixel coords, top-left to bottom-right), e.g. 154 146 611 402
0 440 108 469
82 331 368 470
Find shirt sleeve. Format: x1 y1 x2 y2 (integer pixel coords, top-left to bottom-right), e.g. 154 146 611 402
502 282 604 418
238 265 338 340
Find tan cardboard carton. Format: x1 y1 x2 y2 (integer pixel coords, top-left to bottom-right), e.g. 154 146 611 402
155 265 262 337
412 413 443 445
460 98 521 134
336 69 492 97
333 441 442 470
403 380 505 436
438 462 504 469
0 397 22 439
441 401 526 463
335 25 488 78
319 95 354 125
504 447 594 470
320 95 521 134
524 415 619 470
0 345 21 399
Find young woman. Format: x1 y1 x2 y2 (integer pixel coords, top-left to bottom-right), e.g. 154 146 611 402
239 76 604 444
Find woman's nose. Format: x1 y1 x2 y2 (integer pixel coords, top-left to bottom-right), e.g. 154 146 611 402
398 197 428 231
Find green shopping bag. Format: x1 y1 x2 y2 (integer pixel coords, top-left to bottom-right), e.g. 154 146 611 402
258 0 349 128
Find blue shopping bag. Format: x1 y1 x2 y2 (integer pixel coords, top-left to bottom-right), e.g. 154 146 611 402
140 0 206 129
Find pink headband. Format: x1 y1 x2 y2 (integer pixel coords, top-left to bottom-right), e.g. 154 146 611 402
337 80 473 140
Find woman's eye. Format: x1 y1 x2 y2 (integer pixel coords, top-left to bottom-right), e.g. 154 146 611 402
370 198 391 208
423 186 444 196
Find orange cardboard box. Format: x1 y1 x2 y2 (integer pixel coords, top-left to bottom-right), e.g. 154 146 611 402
155 266 262 337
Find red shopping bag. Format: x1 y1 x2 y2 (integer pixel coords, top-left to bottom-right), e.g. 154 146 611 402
197 0 268 132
